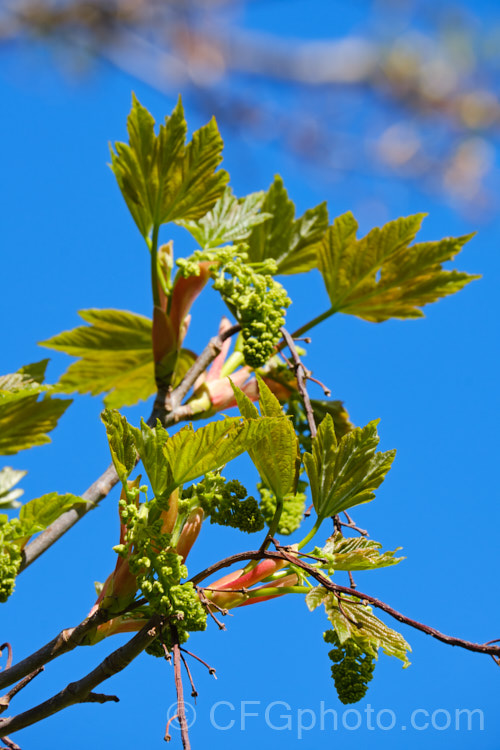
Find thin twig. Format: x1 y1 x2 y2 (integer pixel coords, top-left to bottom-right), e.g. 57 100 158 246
190 548 500 658
180 653 198 699
180 649 217 679
0 736 21 750
0 617 162 736
0 668 44 714
197 589 226 630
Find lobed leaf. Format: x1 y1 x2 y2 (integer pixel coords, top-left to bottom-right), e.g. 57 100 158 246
130 419 172 502
318 212 478 321
246 176 329 274
110 95 228 237
40 309 156 408
16 492 85 547
304 415 395 521
162 415 289 495
0 369 71 456
232 378 300 499
179 187 270 249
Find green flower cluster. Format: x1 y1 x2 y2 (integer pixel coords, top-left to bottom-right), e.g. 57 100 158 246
116 497 207 649
324 629 376 704
177 247 290 368
258 481 307 535
183 472 264 534
0 517 24 603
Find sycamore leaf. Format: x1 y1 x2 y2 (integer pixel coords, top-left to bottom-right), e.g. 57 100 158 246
0 363 72 455
246 175 329 275
232 378 300 499
102 410 138 485
304 415 395 521
0 467 27 509
321 532 404 571
110 95 228 237
324 592 411 667
318 212 478 322
130 419 172 502
17 492 85 546
178 188 271 249
40 309 156 408
162 416 286 495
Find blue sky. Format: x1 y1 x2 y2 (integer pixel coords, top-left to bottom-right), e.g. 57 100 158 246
0 3 499 749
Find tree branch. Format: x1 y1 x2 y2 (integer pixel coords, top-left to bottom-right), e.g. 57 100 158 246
170 626 191 750
0 617 162 736
191 548 500 658
0 603 130 692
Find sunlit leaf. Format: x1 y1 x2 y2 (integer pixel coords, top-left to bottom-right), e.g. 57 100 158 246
318 212 478 321
110 95 228 237
40 309 156 408
102 409 138 485
321 532 404 571
130 418 172 502
17 492 85 547
179 188 270 249
246 175 328 274
324 592 411 667
162 416 286 495
232 377 300 499
0 363 71 455
304 415 395 521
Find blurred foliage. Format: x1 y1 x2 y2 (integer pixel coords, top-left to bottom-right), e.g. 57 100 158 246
2 0 499 217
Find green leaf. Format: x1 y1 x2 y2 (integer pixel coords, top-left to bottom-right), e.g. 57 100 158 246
324 592 411 667
232 378 300 499
0 468 27 509
246 175 329 274
255 373 283 418
178 188 271 249
318 212 478 321
101 409 137 485
162 416 286 495
321 532 404 571
305 585 327 611
304 415 395 521
130 418 172 501
231 379 260 419
0 367 71 456
40 309 156 408
18 492 85 543
110 95 228 237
